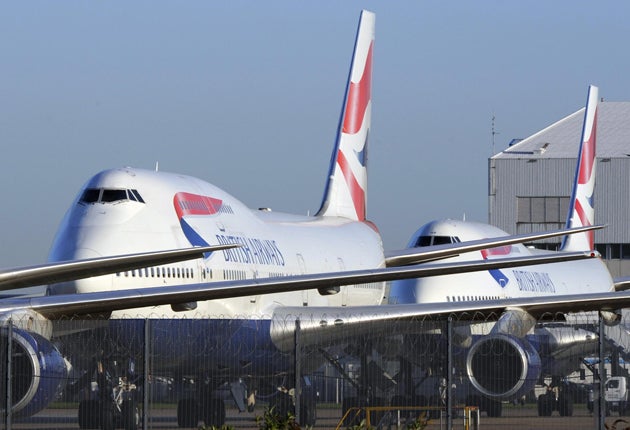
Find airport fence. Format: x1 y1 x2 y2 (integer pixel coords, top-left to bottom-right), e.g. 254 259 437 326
0 311 628 429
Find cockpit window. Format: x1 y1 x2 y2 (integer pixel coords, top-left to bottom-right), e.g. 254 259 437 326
416 236 432 247
129 189 145 203
101 189 128 203
415 235 460 247
432 236 453 245
79 188 145 205
80 188 101 204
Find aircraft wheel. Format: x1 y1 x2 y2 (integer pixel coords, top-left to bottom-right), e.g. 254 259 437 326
299 397 317 427
100 401 114 430
177 398 199 428
270 391 293 417
121 398 140 430
203 398 226 427
484 399 502 417
78 399 100 429
428 395 442 419
557 393 573 417
537 394 554 416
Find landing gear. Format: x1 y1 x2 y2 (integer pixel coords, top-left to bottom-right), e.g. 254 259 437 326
557 392 574 417
176 380 227 429
78 399 100 429
482 398 502 418
77 358 140 430
537 391 555 416
176 396 226 428
176 398 198 428
537 380 574 417
268 377 318 427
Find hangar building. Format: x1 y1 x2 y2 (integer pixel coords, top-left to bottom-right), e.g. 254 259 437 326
489 101 630 278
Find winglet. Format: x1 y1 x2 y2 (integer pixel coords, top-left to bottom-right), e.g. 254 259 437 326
316 10 375 221
561 85 599 252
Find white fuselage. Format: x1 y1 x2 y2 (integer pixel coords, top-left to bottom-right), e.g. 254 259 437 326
388 219 614 305
48 167 386 318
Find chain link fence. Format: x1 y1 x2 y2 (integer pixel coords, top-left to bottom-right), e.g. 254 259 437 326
0 311 628 429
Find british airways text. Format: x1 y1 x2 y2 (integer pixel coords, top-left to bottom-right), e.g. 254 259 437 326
513 270 556 293
216 234 285 266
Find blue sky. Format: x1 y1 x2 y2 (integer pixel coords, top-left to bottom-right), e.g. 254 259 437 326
2 2 630 267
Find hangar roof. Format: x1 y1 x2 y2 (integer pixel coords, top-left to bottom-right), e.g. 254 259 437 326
492 101 630 159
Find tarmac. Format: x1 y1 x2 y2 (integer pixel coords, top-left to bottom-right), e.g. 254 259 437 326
4 403 621 430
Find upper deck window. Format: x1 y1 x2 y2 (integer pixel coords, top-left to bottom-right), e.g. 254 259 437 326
79 188 145 205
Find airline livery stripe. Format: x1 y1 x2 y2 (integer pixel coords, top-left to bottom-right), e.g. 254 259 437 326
173 192 223 219
578 111 597 185
480 246 512 258
337 149 366 220
574 199 594 248
342 42 373 135
480 248 510 287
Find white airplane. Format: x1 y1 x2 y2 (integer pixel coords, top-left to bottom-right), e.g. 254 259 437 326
0 11 617 429
389 85 614 417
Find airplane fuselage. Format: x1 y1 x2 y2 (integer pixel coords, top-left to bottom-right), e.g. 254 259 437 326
48 167 386 319
388 219 614 305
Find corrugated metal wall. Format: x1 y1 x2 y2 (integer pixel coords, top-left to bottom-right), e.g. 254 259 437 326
489 157 630 244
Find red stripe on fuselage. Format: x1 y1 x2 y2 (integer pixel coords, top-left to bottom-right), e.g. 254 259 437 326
480 246 512 258
173 192 223 219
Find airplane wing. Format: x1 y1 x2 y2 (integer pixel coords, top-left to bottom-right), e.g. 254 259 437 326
0 244 238 291
270 290 630 352
614 277 630 291
0 250 595 318
384 224 603 266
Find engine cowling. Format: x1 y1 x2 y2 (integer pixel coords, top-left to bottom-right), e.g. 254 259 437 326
1 328 69 418
466 334 541 400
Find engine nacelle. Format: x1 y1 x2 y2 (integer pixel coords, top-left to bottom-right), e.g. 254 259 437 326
1 328 69 418
466 334 541 400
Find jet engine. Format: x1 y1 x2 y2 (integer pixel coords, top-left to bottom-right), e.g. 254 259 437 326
466 334 541 400
0 328 69 418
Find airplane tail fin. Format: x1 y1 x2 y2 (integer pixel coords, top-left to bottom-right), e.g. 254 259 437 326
561 85 599 252
316 10 374 221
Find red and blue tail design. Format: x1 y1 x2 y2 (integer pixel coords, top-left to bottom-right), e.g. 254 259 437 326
561 85 599 252
317 10 374 221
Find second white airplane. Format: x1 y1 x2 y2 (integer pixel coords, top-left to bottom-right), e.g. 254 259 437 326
389 84 614 417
